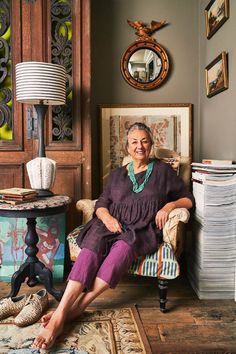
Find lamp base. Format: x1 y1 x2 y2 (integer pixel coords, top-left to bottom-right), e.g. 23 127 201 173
26 157 56 196
35 189 54 197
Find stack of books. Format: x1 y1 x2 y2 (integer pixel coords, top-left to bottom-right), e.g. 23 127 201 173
186 162 236 300
201 158 233 165
0 187 38 205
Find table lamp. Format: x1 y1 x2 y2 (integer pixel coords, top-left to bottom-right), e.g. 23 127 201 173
15 61 66 196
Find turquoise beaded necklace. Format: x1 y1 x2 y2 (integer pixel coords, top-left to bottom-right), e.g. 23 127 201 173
128 159 154 193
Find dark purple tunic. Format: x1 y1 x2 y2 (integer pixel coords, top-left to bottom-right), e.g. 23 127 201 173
77 159 194 257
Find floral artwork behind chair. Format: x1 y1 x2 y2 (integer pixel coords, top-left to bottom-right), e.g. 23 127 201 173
110 114 181 170
100 104 192 189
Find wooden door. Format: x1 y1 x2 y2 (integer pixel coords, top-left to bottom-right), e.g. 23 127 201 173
0 0 91 231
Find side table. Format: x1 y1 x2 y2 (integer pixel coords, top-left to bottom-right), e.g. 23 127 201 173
0 195 71 301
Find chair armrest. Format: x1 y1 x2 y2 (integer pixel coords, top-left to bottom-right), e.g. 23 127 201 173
76 199 97 224
163 208 190 258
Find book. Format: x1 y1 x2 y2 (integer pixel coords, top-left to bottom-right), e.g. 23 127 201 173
0 197 38 205
192 170 236 184
192 162 236 173
2 193 37 201
192 162 236 169
0 187 37 197
202 159 233 165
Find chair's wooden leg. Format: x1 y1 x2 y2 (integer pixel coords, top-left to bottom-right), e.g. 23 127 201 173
158 279 168 312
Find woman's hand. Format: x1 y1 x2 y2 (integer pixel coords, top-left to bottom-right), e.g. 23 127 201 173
155 202 175 230
96 207 122 233
155 197 193 229
102 215 122 233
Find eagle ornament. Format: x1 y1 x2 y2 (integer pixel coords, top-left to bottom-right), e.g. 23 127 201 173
127 20 166 41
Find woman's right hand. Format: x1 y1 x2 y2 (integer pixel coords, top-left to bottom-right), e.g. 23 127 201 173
102 214 122 233
96 207 122 233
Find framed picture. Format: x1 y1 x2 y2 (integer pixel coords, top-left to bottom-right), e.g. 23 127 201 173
205 0 229 39
99 104 192 187
205 51 228 98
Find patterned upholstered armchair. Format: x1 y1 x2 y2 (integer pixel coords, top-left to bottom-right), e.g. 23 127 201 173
67 148 192 312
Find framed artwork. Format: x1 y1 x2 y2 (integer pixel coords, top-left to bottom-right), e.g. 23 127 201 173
205 0 229 39
99 104 192 187
205 51 228 98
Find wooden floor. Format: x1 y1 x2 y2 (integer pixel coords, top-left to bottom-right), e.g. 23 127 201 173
1 274 236 354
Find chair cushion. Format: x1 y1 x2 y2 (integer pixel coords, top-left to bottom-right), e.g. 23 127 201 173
128 243 179 279
67 225 180 280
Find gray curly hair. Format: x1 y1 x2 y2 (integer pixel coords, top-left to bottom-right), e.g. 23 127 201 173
125 122 154 152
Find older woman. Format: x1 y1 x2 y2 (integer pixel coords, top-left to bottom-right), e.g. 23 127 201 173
34 122 194 349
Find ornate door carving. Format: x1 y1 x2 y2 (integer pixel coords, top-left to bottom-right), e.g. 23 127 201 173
0 0 91 231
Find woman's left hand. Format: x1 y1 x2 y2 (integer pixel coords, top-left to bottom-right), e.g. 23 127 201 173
155 202 175 230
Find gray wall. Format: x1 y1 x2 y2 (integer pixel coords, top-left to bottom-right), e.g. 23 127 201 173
199 0 236 161
91 0 235 196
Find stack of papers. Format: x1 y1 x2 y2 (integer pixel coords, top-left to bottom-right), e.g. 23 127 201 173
186 163 236 299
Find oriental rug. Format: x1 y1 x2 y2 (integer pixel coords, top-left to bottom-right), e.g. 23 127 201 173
0 306 151 354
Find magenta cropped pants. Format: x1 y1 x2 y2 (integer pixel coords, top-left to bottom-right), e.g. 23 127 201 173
68 240 136 290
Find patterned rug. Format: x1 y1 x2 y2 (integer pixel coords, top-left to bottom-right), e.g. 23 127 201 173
0 307 151 354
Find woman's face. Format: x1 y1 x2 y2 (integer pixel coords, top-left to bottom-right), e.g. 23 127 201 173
127 129 152 163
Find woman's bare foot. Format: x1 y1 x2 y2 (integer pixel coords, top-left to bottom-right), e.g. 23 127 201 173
41 306 83 327
33 315 64 349
41 311 54 327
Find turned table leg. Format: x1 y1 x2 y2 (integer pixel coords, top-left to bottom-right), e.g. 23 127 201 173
7 217 63 301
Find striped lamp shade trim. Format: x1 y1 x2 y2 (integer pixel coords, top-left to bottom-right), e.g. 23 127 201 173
15 61 66 105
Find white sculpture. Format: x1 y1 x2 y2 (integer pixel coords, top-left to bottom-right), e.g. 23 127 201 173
26 157 56 192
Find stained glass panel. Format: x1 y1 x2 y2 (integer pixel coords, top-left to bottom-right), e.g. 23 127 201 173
51 0 73 142
0 0 12 140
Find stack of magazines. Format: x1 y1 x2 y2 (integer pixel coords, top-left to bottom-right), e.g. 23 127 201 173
186 162 236 299
0 187 38 205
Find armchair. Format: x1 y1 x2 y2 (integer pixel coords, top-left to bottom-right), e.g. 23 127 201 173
67 149 191 312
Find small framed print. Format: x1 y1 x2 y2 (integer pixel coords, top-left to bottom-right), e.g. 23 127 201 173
205 0 229 39
205 51 228 98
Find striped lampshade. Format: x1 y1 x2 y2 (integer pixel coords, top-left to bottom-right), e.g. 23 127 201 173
15 61 66 105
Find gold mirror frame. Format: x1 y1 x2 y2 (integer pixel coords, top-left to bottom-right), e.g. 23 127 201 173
120 20 169 90
121 40 169 90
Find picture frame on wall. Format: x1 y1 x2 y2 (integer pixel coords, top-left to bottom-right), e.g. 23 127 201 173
205 51 228 98
99 104 192 188
205 0 229 39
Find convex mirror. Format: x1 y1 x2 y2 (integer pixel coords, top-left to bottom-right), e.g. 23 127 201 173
121 20 169 90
